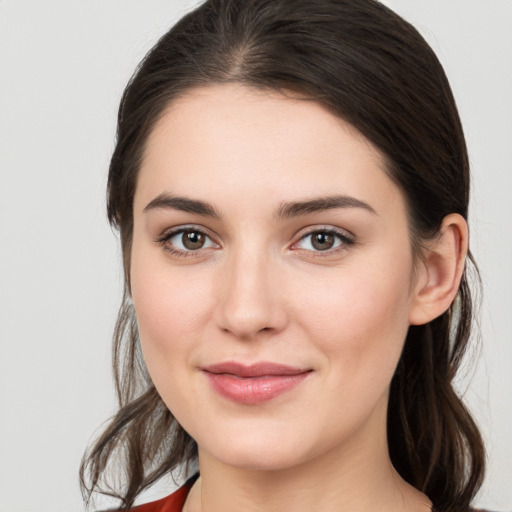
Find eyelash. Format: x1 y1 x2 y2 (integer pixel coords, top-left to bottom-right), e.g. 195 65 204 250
156 226 355 259
156 226 218 258
292 227 355 257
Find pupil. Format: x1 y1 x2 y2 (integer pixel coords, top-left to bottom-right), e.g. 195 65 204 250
312 232 334 250
183 231 204 250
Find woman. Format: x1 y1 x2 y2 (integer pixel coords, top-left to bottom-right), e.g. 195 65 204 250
80 1 488 511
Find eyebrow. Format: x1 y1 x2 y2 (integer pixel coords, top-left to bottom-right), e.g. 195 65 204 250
143 193 376 219
143 194 221 218
276 195 377 219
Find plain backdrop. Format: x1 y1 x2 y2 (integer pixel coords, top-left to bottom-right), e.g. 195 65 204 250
0 1 511 511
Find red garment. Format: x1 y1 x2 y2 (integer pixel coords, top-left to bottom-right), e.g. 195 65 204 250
131 480 193 512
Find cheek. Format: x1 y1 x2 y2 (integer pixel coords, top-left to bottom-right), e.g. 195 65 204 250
129 246 213 370
293 259 413 383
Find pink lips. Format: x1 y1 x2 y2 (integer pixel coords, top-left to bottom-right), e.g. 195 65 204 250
201 362 311 404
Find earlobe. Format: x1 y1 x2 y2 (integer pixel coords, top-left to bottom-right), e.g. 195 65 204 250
408 214 468 326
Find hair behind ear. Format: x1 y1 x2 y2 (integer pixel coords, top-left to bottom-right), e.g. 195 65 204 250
388 263 485 512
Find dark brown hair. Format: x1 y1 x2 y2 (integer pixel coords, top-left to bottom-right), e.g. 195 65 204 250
80 1 485 510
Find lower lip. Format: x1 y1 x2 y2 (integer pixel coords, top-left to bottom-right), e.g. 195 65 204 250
204 372 310 404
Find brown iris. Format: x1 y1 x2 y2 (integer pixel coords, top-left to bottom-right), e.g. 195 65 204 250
311 232 336 251
182 230 206 250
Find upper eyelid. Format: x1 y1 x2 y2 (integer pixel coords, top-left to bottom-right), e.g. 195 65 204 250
158 224 217 241
293 225 355 241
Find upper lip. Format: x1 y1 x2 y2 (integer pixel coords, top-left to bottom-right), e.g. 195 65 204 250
201 361 311 378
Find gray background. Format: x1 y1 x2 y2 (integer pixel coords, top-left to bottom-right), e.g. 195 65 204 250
0 1 511 511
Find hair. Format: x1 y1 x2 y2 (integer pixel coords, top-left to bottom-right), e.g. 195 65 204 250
80 1 485 511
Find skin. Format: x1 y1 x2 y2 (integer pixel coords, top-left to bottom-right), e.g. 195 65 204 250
130 84 467 512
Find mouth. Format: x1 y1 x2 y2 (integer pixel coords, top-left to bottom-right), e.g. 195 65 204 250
201 361 312 405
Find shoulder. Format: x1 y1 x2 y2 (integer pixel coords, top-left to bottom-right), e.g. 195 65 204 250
106 476 197 512
129 483 191 512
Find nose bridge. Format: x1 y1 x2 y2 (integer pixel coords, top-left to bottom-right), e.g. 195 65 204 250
216 238 285 339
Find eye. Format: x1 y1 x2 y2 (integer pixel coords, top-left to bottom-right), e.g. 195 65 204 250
294 228 354 253
157 227 218 256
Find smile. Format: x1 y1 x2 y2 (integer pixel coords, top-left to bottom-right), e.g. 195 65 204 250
201 362 312 405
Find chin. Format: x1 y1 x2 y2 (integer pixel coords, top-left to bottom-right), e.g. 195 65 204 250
194 419 334 473
209 445 309 472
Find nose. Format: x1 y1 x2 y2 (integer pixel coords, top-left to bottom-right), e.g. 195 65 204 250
214 246 288 340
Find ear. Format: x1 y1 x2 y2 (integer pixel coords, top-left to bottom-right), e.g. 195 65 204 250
408 213 468 326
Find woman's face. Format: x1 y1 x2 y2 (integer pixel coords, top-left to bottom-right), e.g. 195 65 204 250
131 84 421 471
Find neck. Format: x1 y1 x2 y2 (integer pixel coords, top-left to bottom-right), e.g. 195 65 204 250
184 399 431 512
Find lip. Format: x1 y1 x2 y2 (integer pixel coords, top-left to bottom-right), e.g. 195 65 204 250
201 362 312 405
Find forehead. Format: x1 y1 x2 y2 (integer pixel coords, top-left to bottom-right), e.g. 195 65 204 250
143 84 384 170
136 84 404 220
